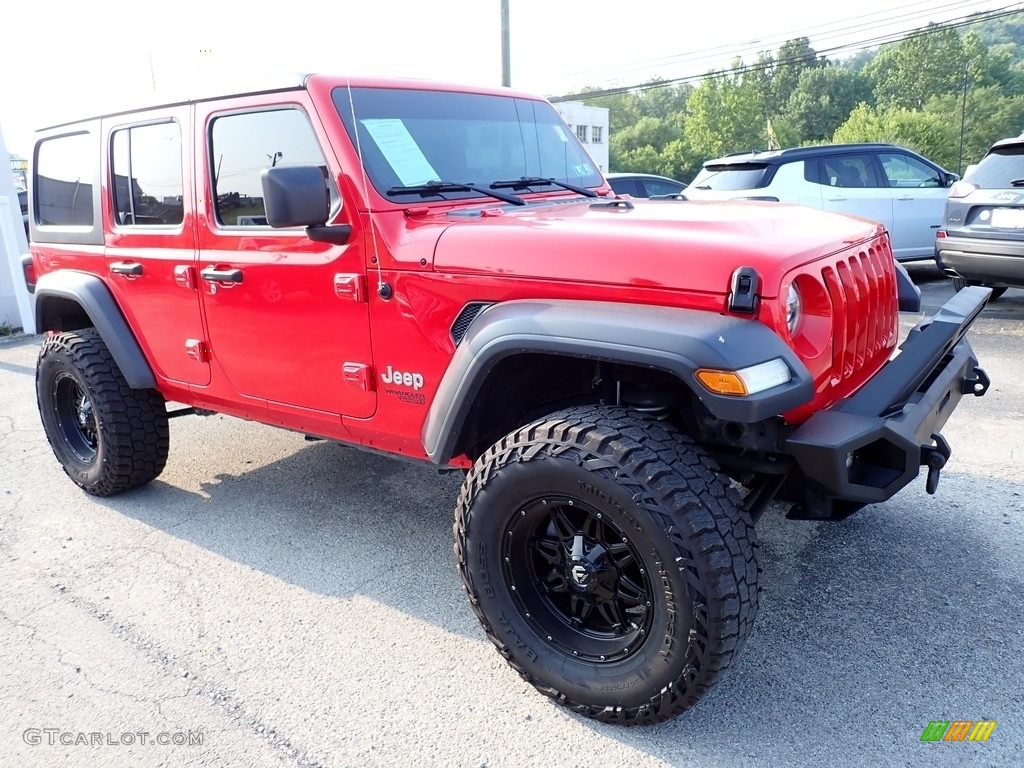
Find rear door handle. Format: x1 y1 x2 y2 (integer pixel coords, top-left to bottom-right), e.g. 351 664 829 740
200 267 243 284
896 196 913 201
109 261 143 276
827 197 847 202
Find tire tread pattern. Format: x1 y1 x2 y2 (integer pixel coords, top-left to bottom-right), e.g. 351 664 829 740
454 405 760 726
37 329 169 496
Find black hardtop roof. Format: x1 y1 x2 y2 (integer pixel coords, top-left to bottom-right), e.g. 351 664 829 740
707 143 908 166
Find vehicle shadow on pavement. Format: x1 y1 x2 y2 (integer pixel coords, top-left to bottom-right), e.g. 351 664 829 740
581 472 1024 764
102 435 1023 763
109 440 478 636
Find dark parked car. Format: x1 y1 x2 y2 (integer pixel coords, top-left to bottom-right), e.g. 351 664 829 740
937 136 1024 299
19 189 28 237
606 172 687 198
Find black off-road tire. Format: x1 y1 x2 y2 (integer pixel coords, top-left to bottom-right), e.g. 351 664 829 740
951 276 1007 301
454 405 760 725
36 329 169 496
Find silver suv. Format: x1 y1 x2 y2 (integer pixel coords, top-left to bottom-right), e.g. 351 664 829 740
936 136 1024 300
685 143 958 262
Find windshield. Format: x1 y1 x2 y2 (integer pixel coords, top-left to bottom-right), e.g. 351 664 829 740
690 163 769 191
333 87 602 202
970 145 1024 189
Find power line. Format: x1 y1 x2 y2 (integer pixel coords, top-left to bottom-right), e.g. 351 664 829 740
558 0 997 83
550 4 1024 102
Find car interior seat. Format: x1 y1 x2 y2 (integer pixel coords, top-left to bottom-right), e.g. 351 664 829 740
836 164 866 188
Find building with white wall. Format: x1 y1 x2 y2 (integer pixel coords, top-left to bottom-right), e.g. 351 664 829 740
553 102 609 173
0 123 33 332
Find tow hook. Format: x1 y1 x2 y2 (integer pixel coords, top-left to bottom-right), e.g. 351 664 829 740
962 366 991 397
920 433 952 495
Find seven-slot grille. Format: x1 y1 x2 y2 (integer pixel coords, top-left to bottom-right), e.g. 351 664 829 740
820 239 899 384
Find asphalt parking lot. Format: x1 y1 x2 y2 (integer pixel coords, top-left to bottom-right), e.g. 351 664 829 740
1 267 1022 768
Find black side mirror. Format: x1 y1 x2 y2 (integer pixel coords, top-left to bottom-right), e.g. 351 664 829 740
261 165 330 228
945 172 960 187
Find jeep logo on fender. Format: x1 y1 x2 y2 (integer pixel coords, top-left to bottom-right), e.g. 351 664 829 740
381 366 424 391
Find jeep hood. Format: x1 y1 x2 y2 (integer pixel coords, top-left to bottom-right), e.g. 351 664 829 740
432 199 884 297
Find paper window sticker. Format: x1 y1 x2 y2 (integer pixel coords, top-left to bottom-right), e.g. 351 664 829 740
362 119 439 186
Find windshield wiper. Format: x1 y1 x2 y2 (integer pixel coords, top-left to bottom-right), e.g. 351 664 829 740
1010 178 1024 186
386 180 525 206
490 176 598 198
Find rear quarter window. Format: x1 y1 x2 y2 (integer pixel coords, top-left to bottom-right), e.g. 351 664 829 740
35 132 96 227
32 128 103 245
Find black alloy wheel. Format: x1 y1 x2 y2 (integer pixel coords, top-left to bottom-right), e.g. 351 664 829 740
503 494 654 664
37 329 170 496
455 405 760 725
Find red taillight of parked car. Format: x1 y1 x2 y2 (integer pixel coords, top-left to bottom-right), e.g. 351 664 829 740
23 259 37 293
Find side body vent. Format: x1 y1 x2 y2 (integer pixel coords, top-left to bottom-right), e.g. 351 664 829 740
450 302 492 345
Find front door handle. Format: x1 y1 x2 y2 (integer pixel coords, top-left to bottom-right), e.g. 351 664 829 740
827 197 847 202
109 261 143 276
200 267 243 284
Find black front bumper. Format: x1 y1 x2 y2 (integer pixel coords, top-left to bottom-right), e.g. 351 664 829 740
785 286 990 515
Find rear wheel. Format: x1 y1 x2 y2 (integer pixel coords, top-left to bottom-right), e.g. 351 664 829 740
37 329 169 496
951 276 1007 301
454 405 760 725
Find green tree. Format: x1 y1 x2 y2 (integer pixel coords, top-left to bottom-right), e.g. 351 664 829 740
925 87 1024 171
784 65 873 142
685 70 766 160
660 138 703 182
611 144 663 174
843 48 878 74
772 38 824 112
867 24 971 109
832 103 957 167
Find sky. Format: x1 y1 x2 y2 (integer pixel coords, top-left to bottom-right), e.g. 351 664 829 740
1 0 1021 157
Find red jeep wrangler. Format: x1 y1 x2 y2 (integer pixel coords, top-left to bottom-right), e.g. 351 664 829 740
26 74 990 725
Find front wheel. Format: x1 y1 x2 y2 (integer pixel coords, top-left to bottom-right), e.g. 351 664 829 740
454 406 760 725
37 329 169 496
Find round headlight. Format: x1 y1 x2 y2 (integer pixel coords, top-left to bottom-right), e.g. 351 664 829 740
786 283 802 335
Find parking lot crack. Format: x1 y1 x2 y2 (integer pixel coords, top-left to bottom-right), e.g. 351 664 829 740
51 591 325 767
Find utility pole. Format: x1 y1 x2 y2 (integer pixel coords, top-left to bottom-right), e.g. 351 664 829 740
501 0 511 87
958 61 972 175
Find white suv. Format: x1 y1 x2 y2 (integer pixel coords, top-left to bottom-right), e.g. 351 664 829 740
685 143 959 262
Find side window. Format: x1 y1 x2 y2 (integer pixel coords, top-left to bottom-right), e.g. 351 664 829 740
608 178 639 196
642 179 684 196
35 132 95 226
209 108 337 227
111 122 184 226
879 152 943 188
821 154 881 188
804 159 823 184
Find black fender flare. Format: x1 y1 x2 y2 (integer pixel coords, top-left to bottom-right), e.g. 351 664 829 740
34 271 156 389
422 299 814 463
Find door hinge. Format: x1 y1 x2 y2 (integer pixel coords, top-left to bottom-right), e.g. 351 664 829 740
343 362 374 391
185 338 210 362
334 273 367 302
